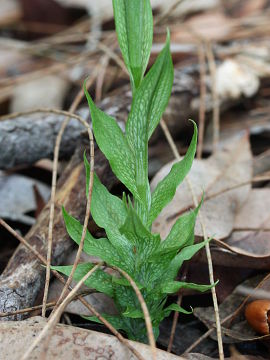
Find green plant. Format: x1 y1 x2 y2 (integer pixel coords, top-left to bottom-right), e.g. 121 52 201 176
53 0 214 343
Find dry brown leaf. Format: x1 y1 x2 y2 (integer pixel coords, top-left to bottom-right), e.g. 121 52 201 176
0 171 50 225
151 134 252 241
0 0 22 26
194 275 270 343
0 316 183 360
214 189 270 261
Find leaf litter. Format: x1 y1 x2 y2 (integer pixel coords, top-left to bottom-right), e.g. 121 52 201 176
152 133 252 241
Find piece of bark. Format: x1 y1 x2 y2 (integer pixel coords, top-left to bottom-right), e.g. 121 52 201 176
0 109 89 170
0 142 115 320
0 65 212 170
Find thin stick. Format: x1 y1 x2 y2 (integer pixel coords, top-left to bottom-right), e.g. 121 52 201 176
167 265 188 352
41 70 98 318
182 313 231 355
48 83 96 316
167 174 270 222
0 219 144 360
154 0 185 26
113 266 157 360
159 118 224 360
42 97 96 317
206 42 220 153
183 274 270 354
0 302 55 318
0 218 95 298
0 290 92 318
21 264 102 360
197 43 207 159
95 55 110 102
0 107 90 122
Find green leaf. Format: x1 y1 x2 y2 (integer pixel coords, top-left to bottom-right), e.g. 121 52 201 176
62 207 123 267
149 121 197 225
125 33 173 221
112 0 153 91
123 307 144 319
163 237 211 282
164 201 200 249
161 280 218 294
151 203 201 259
84 314 126 331
119 201 160 261
163 303 192 316
52 263 114 297
84 157 127 229
84 84 139 199
112 276 143 289
84 143 135 271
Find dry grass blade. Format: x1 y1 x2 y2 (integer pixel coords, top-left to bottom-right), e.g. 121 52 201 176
21 263 102 360
113 266 157 360
159 118 224 360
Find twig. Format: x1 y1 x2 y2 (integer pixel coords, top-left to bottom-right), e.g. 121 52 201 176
42 71 99 318
183 273 270 354
0 219 144 360
0 219 95 298
0 302 55 318
97 42 128 75
113 266 157 360
0 290 92 318
159 118 224 360
205 42 220 153
95 55 110 102
167 265 188 352
42 99 96 318
21 264 102 360
167 174 270 222
44 77 97 313
197 43 207 159
154 0 185 26
0 108 88 122
182 313 231 355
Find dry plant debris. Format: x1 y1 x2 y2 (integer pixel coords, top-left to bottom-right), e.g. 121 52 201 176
0 0 270 359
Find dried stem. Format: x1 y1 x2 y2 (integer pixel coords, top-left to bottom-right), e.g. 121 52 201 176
167 265 188 352
21 264 102 360
42 97 96 318
0 290 92 318
159 118 224 360
112 266 157 360
0 218 95 298
48 78 96 316
0 219 144 360
197 43 207 159
167 174 270 223
206 42 220 153
95 55 110 102
154 0 185 25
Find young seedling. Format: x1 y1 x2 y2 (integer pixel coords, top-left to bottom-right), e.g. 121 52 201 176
53 0 214 343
